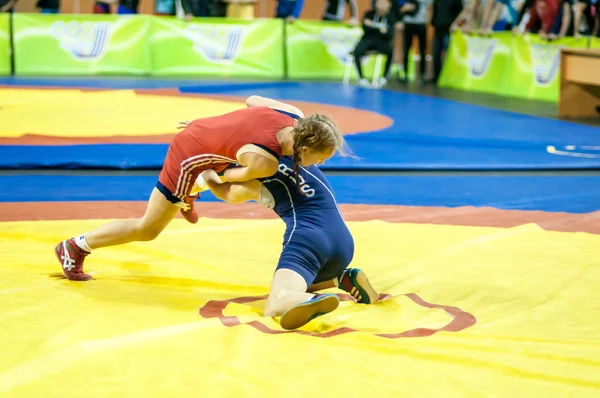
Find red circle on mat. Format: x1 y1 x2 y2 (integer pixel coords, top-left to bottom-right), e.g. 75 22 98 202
198 293 477 338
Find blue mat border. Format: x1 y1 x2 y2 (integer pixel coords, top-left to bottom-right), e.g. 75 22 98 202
2 143 599 171
3 174 600 213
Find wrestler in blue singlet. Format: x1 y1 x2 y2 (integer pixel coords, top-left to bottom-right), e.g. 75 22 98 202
258 156 354 286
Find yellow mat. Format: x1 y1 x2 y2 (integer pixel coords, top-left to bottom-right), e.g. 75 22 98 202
1 218 599 397
0 89 245 137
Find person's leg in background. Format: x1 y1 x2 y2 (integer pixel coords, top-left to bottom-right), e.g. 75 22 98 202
432 29 443 83
216 0 227 16
374 39 394 86
391 0 405 78
402 23 416 83
416 22 427 84
393 22 405 79
432 28 450 84
441 32 450 71
353 37 375 87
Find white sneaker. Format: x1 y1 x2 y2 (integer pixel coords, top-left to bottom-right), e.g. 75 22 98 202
358 78 370 87
378 77 388 87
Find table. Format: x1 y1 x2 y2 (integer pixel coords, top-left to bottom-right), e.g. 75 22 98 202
559 47 600 118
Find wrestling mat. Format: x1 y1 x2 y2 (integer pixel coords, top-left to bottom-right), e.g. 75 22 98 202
2 82 600 170
1 217 599 397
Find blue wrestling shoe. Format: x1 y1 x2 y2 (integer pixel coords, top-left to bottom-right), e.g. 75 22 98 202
280 294 340 330
338 268 379 304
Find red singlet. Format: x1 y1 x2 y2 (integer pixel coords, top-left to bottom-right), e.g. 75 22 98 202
158 106 298 201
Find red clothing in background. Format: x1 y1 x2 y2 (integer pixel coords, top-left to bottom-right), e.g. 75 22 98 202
526 0 561 33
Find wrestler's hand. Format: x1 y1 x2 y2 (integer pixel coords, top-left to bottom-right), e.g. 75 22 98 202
177 120 191 129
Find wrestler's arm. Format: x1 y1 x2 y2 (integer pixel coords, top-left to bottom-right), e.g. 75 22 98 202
201 169 260 204
221 152 279 183
245 95 305 118
201 169 275 208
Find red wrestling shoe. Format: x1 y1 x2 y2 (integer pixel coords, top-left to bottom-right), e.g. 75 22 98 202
180 193 200 224
54 238 93 281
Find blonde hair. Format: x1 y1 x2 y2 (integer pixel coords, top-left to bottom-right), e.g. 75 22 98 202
291 114 352 191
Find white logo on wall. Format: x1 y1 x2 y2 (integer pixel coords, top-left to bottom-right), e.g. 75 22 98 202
530 44 560 86
185 24 245 62
466 36 498 77
320 28 362 64
50 21 112 60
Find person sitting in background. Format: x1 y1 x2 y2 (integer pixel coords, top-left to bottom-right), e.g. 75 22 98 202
373 0 418 79
523 0 561 35
353 0 397 87
322 0 359 25
546 0 572 39
431 0 463 84
276 0 304 22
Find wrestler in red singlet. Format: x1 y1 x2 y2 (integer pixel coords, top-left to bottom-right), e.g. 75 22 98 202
157 106 297 204
53 95 344 282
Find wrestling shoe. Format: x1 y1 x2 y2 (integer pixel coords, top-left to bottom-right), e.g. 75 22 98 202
279 294 340 330
54 238 93 281
338 268 378 304
180 193 200 224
